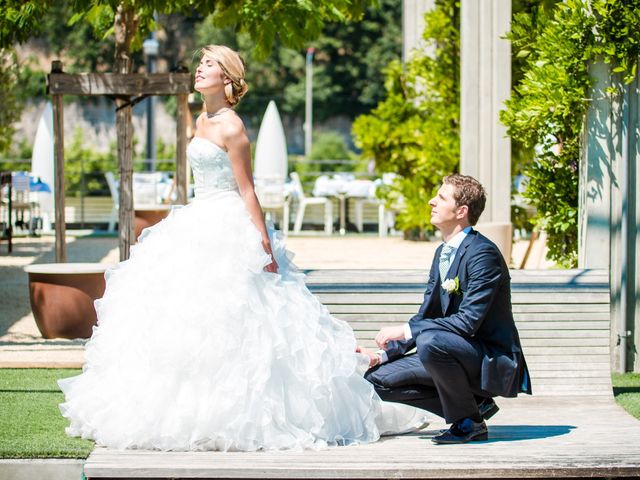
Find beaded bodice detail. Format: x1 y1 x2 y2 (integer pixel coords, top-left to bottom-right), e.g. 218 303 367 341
187 137 238 197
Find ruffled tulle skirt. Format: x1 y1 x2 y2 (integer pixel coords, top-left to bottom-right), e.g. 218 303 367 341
58 191 425 451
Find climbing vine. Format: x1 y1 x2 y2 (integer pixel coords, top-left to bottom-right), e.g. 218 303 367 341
501 0 640 267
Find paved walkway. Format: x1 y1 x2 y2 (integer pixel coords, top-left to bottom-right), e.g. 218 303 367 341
0 232 550 367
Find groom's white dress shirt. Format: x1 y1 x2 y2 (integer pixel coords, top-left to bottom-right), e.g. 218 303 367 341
377 227 471 365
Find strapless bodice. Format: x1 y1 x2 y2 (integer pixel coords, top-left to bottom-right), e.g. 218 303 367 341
187 137 238 198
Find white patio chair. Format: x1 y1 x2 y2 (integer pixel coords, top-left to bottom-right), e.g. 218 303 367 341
133 172 171 205
290 172 333 235
354 198 390 237
255 175 290 236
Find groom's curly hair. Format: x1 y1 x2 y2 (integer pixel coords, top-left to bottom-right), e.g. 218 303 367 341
443 174 486 225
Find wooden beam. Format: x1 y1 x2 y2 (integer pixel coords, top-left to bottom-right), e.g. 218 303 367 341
47 73 192 96
175 93 189 205
52 93 66 263
115 60 135 261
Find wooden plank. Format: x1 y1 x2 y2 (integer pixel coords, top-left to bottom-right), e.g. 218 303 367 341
47 72 192 95
515 320 609 329
350 325 609 339
506 346 610 355
515 338 609 347
523 353 611 363
334 312 609 323
526 362 610 372
305 269 608 285
314 292 610 304
52 92 66 263
512 303 610 313
326 304 610 315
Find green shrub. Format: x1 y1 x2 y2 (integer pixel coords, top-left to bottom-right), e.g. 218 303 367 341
64 128 116 197
352 0 459 235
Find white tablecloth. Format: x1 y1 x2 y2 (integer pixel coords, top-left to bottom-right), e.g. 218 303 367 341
312 175 376 198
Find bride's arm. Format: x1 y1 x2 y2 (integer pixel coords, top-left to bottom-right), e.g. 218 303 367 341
222 118 278 273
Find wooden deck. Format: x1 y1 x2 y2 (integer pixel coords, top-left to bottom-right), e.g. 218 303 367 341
85 396 640 478
84 269 640 479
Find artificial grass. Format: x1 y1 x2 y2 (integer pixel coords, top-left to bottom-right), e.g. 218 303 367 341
612 372 640 420
0 368 94 458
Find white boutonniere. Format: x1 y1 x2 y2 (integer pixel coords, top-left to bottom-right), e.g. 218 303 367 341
442 276 461 295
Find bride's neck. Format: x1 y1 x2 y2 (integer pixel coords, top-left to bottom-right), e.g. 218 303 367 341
203 94 230 116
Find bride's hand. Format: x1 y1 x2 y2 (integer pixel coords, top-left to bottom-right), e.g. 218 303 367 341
356 345 381 368
262 242 278 273
264 256 279 273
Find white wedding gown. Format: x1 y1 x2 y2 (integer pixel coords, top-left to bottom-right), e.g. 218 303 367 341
58 136 426 451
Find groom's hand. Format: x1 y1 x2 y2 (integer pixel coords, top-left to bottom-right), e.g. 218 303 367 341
375 326 406 350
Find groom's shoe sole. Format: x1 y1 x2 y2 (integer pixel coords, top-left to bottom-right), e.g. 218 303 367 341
433 431 489 444
478 398 500 420
432 420 488 444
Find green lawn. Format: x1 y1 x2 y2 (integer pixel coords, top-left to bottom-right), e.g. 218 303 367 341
0 369 93 458
0 369 639 459
612 372 640 420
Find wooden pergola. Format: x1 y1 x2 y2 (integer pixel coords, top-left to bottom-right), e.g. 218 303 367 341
46 60 192 262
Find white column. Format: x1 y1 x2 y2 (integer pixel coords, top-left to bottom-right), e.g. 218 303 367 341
579 62 616 270
460 0 512 261
402 0 435 62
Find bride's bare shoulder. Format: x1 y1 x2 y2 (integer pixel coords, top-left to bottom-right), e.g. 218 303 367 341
220 112 248 146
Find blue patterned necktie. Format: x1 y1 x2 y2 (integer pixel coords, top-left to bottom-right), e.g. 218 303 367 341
439 244 455 281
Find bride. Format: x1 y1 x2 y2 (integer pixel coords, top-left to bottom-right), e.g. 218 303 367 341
58 45 426 452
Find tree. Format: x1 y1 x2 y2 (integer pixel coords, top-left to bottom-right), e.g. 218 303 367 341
1 1 374 63
0 48 21 154
194 0 401 123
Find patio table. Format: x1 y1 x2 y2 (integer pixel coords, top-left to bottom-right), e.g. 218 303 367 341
313 175 376 235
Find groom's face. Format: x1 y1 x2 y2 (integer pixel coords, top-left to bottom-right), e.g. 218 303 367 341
429 183 466 230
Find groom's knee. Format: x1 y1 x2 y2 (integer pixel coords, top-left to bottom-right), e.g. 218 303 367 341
416 330 454 366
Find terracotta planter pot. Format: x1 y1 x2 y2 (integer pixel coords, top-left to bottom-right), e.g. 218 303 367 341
24 263 110 339
135 205 171 239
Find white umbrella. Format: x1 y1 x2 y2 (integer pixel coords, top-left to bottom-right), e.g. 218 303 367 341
31 102 55 232
254 100 287 181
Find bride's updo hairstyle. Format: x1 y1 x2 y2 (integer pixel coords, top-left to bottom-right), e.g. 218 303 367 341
199 45 248 106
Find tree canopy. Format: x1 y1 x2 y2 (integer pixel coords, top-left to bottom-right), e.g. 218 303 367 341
0 0 374 60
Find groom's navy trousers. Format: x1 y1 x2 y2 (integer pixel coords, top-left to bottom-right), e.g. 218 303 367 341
365 230 531 424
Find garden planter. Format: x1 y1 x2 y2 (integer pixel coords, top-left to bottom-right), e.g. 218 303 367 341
24 263 110 339
134 205 171 239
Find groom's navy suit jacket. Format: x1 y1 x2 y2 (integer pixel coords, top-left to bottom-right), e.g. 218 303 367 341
386 229 531 398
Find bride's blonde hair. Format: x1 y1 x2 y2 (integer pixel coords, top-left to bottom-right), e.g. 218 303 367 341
199 45 248 106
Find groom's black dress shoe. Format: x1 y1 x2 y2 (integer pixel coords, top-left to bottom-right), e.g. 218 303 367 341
478 397 499 420
432 418 488 444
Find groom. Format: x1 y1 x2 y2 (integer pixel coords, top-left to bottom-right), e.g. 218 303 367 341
360 174 531 444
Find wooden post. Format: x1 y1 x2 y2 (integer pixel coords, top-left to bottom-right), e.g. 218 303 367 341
176 93 189 205
51 62 66 263
114 64 135 260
